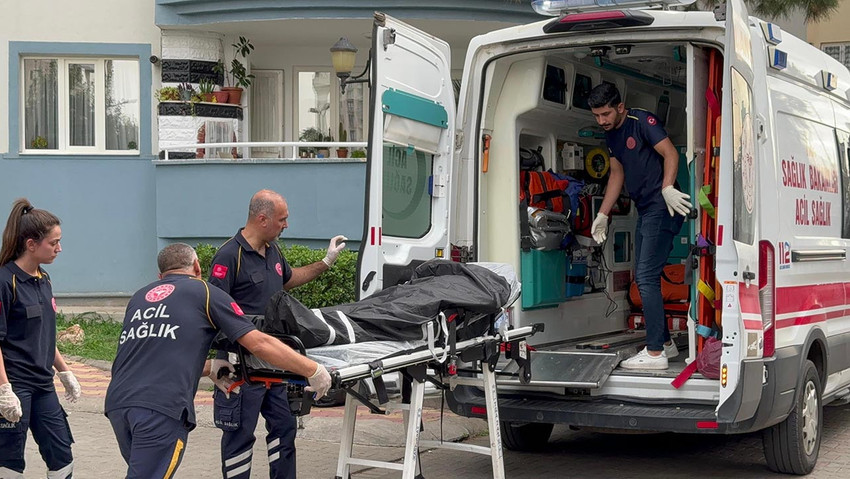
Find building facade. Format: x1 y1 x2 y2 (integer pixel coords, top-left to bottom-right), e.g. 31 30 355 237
808 0 850 71
1 0 537 295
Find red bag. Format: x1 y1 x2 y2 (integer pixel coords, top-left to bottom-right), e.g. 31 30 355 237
696 337 722 379
628 264 689 308
519 171 569 214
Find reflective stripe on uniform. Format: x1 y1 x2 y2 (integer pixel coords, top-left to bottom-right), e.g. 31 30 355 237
46 461 73 479
0 466 24 479
163 438 184 479
224 447 252 467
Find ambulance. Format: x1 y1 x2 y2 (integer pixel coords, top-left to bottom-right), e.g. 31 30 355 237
356 0 850 473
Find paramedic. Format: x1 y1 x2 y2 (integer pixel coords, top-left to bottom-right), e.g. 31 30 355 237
588 84 691 370
104 243 331 479
209 189 346 479
0 198 80 479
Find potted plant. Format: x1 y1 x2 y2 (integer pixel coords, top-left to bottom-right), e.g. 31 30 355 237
31 136 49 149
155 86 180 102
351 149 367 160
212 86 229 104
214 36 255 105
178 82 195 102
198 78 216 102
298 126 324 157
336 122 349 158
317 129 333 158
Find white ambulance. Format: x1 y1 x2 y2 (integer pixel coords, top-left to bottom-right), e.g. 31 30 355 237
356 0 850 473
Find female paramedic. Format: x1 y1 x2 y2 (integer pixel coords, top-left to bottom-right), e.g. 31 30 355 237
0 198 80 479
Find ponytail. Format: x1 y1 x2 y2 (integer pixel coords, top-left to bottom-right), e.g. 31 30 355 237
0 198 61 266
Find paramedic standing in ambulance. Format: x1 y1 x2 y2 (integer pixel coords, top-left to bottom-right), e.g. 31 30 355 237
104 243 331 479
588 84 691 370
209 189 346 479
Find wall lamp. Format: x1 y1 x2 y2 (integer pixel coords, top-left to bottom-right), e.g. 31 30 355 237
330 37 370 95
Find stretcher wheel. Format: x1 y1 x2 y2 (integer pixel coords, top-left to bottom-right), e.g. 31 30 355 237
500 421 553 451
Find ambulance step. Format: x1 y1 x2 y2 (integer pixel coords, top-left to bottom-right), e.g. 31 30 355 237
499 351 626 388
574 330 647 350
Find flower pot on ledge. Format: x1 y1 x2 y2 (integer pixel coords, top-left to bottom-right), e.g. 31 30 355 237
221 87 242 105
212 91 229 103
336 148 349 158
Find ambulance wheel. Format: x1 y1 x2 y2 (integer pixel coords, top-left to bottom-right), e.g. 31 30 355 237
762 360 822 475
500 421 553 451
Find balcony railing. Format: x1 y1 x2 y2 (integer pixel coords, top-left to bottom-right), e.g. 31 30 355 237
159 141 368 161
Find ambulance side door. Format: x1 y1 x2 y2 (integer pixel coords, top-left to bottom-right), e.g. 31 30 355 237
715 0 761 418
356 13 455 299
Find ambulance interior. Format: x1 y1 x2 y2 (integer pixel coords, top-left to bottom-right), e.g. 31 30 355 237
477 42 721 390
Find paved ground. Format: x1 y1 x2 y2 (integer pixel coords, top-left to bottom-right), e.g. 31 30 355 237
17 359 850 478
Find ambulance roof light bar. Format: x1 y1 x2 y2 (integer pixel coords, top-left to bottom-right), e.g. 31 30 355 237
532 0 695 16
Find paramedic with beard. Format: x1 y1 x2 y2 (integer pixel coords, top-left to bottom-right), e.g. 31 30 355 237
587 83 691 370
104 243 331 479
208 189 346 479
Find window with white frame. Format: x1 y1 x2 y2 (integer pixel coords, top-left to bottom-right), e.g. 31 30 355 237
295 68 367 157
822 43 850 71
22 57 140 153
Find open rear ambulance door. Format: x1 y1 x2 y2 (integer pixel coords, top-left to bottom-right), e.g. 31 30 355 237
715 0 762 422
357 13 455 300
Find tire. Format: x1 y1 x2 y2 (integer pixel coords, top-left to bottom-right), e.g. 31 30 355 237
762 359 822 475
500 421 554 451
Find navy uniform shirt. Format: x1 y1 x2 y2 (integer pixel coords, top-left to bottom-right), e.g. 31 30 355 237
605 108 670 213
105 274 256 427
0 263 58 391
208 229 292 315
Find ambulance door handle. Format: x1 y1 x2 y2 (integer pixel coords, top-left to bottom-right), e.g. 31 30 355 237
362 271 376 291
756 115 767 143
742 270 755 283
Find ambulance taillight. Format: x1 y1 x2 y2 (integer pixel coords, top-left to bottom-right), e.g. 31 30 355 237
758 240 776 357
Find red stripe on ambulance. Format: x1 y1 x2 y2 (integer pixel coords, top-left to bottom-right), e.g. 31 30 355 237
738 282 760 314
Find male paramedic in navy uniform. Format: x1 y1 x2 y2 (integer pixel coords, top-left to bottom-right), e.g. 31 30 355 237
588 83 692 370
104 243 331 479
208 189 346 479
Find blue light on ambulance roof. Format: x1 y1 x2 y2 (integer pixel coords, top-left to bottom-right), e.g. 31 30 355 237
821 70 838 91
532 0 695 16
768 47 787 70
760 22 782 45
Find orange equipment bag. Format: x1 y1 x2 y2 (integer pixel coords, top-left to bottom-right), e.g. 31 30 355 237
519 171 570 215
628 264 689 308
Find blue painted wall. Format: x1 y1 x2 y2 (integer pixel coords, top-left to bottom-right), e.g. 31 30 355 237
0 159 365 295
154 160 366 250
155 0 538 25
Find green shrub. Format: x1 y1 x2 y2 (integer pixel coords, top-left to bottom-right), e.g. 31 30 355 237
195 243 218 279
194 241 357 309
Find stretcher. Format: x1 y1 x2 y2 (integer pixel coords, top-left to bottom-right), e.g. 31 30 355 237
229 262 538 478
234 322 539 479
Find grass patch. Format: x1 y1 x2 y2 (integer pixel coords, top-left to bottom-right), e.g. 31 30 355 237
56 312 122 362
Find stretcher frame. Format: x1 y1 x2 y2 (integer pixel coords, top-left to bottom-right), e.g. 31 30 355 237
331 324 539 479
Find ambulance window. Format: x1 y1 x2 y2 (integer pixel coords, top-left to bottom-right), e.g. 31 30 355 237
839 132 850 239
572 74 593 110
731 69 755 245
543 64 567 105
381 144 434 238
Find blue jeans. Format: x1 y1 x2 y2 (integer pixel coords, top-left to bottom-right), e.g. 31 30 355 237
634 208 684 352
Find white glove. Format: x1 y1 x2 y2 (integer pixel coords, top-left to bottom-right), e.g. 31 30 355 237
322 235 347 267
661 185 693 217
591 212 609 244
208 359 240 398
58 371 82 402
0 383 22 422
306 364 332 399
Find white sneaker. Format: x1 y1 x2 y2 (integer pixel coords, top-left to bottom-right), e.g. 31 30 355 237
620 347 668 370
664 341 679 359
